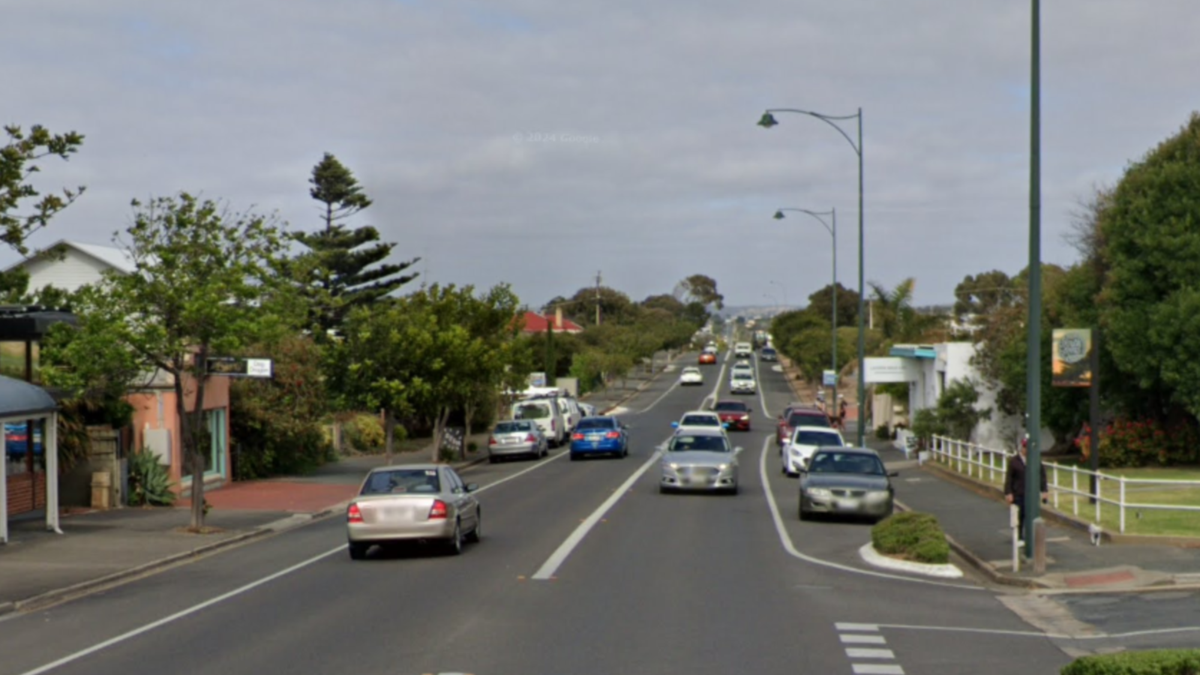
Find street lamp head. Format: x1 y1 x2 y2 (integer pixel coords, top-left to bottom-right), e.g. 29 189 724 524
773 210 786 220
757 112 779 128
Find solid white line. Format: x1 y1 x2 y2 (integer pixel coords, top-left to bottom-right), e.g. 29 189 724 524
837 623 880 631
840 634 887 644
846 648 895 659
852 664 904 675
873 622 1200 641
756 436 983 590
15 546 345 675
640 380 681 413
531 445 664 580
475 450 567 494
753 353 771 419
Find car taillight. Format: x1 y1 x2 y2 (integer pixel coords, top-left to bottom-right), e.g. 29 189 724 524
347 503 363 523
605 431 620 439
572 433 584 440
526 433 538 442
428 500 448 520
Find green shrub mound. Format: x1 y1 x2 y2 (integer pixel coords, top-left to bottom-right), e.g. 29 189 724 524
871 512 950 565
343 413 386 453
1061 649 1200 674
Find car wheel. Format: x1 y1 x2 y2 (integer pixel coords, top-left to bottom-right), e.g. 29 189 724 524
659 485 671 494
447 521 464 555
488 454 498 464
728 484 739 495
466 511 482 543
348 542 368 560
542 445 549 458
570 453 580 461
798 507 811 521
621 445 629 458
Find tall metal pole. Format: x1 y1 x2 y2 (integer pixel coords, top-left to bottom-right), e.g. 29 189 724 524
831 209 838 412
1025 0 1043 560
855 109 866 447
595 270 602 326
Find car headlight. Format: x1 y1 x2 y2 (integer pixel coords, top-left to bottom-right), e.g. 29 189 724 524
717 464 728 471
665 462 681 471
740 415 750 420
806 487 832 498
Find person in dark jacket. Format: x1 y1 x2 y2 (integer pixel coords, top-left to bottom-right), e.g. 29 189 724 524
1004 437 1049 540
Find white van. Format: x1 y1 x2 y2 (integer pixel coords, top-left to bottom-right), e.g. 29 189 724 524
513 397 567 447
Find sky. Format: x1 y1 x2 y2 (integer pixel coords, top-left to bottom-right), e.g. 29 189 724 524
4 0 1197 311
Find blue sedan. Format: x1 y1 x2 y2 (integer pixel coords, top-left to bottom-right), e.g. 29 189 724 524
569 416 630 460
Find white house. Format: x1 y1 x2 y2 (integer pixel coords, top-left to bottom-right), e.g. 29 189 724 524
865 342 1052 451
5 240 136 295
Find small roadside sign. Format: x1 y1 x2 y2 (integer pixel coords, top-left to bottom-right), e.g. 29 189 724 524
822 370 838 386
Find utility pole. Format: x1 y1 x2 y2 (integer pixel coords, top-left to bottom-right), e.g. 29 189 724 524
595 271 602 325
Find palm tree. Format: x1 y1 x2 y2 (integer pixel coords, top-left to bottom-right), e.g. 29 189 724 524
868 278 947 349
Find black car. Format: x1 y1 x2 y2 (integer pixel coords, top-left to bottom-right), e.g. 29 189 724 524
760 347 778 361
798 447 896 522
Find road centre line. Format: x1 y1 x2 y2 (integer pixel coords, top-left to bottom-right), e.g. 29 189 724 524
475 450 567 494
756 436 982 591
752 351 771 419
531 438 667 580
639 380 680 414
15 546 347 675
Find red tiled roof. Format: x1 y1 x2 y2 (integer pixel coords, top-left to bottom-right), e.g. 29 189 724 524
519 311 583 333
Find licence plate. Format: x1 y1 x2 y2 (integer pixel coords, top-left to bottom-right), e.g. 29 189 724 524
380 507 410 522
836 500 860 512
502 437 518 444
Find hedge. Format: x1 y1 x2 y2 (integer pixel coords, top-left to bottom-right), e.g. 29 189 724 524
871 512 950 565
1061 649 1200 674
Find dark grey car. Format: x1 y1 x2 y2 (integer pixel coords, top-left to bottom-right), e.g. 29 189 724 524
798 447 896 522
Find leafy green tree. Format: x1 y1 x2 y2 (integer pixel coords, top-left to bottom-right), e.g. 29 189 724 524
0 124 86 298
953 270 1019 322
677 274 724 310
868 278 946 348
290 153 419 336
806 282 860 328
1097 113 1200 423
42 194 291 530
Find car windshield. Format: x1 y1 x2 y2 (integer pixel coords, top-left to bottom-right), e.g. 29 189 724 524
808 452 885 475
576 417 615 430
789 412 830 427
362 469 441 495
714 402 747 412
733 372 753 380
683 368 700 374
515 402 551 419
762 348 776 355
680 415 719 426
670 435 730 453
494 421 531 434
795 431 843 446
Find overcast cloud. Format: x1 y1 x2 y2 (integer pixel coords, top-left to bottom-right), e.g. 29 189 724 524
4 0 1197 310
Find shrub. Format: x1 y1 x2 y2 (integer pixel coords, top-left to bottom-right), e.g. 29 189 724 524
871 512 950 565
128 449 176 506
1076 419 1200 468
875 424 891 440
343 413 387 453
1060 649 1200 675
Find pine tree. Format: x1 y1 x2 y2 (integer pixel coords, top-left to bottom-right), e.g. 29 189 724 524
291 153 419 336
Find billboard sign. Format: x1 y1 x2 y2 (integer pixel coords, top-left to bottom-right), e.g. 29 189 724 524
1052 328 1093 387
863 357 920 383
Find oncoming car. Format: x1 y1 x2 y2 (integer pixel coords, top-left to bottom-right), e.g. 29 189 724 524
798 447 896 522
730 369 757 394
672 411 728 435
713 399 752 431
679 366 704 386
346 464 481 559
659 429 741 494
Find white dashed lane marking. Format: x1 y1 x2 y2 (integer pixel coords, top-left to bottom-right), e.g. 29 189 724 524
836 623 905 674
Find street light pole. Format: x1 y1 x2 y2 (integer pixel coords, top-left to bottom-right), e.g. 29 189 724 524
760 107 865 445
773 207 838 407
1025 0 1044 563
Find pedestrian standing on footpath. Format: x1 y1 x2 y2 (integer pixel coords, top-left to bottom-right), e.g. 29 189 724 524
1004 436 1048 542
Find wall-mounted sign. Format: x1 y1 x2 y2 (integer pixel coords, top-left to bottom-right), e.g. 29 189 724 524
864 357 921 383
1052 329 1092 387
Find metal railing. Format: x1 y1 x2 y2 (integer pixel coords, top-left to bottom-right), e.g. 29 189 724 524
928 435 1200 534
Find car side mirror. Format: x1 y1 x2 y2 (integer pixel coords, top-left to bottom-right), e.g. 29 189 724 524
722 423 730 428
734 446 744 455
465 483 479 492
888 471 899 478
671 422 679 428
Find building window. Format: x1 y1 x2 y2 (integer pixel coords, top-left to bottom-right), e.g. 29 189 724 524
203 408 227 477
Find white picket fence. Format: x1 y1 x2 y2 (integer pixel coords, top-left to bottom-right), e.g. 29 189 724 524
929 435 1200 534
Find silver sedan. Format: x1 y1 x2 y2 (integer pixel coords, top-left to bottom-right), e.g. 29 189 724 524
659 429 741 494
488 419 548 462
346 464 481 559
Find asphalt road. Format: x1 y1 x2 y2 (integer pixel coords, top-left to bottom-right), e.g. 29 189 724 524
1 351 1196 675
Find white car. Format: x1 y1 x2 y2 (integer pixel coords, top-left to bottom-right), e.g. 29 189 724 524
679 366 704 386
672 410 729 436
730 370 757 394
781 426 846 477
734 342 753 359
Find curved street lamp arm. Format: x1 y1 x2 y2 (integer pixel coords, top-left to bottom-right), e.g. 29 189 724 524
763 108 861 156
774 207 834 237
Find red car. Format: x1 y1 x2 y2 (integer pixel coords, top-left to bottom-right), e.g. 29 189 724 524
776 404 832 445
714 400 752 431
699 352 717 365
